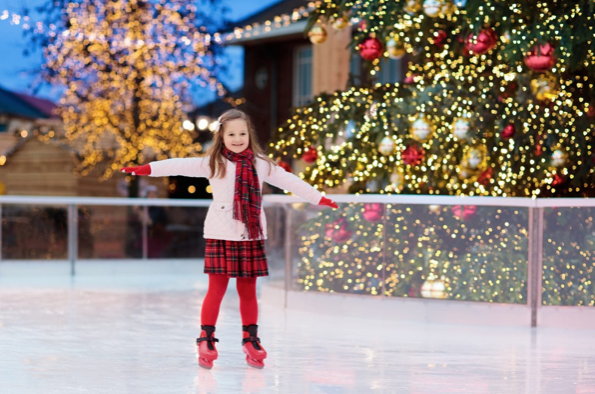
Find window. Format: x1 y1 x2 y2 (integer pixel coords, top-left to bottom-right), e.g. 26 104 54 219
0 117 8 133
377 57 404 84
293 46 313 107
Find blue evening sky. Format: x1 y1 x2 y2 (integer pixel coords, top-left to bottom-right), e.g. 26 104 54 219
0 0 280 106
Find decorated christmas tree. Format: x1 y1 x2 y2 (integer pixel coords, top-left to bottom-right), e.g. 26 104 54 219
274 0 595 304
273 0 595 198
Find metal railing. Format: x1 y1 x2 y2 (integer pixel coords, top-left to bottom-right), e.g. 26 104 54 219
1 194 594 327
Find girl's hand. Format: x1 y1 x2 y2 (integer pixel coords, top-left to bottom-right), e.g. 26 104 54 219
121 164 151 176
319 196 338 209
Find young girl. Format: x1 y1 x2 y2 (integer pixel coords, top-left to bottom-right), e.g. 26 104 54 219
121 109 337 369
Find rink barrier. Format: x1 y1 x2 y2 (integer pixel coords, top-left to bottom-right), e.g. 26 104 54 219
1 194 594 328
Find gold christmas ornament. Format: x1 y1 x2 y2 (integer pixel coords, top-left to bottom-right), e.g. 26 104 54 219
388 169 405 192
308 25 328 44
423 0 443 17
458 145 487 180
410 116 435 142
421 277 447 299
365 102 379 120
378 136 396 156
441 1 457 16
530 73 560 101
452 116 471 141
386 37 406 59
550 149 567 168
404 0 422 14
331 15 349 30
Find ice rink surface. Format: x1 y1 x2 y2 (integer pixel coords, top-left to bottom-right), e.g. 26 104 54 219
1 263 595 394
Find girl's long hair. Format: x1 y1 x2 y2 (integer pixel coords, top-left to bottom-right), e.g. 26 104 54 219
205 109 277 178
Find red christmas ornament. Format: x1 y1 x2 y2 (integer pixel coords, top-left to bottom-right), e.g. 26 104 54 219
501 124 515 139
587 105 595 118
451 205 477 221
278 160 292 173
404 73 421 84
478 167 493 186
362 203 384 223
358 19 367 31
325 218 352 243
433 30 448 49
359 37 384 61
465 28 497 55
302 146 318 163
552 174 564 186
402 145 425 166
524 43 556 72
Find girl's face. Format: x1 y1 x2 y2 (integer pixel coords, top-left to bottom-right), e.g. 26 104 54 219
222 119 250 153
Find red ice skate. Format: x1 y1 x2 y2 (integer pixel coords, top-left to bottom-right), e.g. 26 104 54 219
242 324 267 368
196 325 219 369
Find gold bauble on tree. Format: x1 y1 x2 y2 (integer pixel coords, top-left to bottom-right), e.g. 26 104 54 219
404 0 422 14
388 169 405 192
530 73 560 101
410 115 434 142
423 0 444 17
378 136 396 156
550 149 567 168
331 15 349 30
452 116 471 141
441 0 456 16
308 25 328 44
386 36 406 60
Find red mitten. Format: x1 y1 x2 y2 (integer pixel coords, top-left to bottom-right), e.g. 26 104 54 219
121 164 151 176
319 196 338 209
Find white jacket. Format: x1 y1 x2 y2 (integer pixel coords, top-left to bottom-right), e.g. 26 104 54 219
149 156 323 241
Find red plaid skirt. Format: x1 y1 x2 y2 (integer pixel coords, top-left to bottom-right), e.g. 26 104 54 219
204 239 269 278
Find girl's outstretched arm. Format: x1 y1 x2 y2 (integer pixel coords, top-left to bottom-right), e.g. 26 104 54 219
264 162 338 208
121 157 209 178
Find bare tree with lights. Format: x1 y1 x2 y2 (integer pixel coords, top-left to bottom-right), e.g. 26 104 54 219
25 0 228 197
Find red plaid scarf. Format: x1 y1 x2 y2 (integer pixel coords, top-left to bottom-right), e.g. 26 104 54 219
222 147 263 240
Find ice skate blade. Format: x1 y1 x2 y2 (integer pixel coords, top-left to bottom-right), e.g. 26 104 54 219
198 357 214 369
246 357 265 369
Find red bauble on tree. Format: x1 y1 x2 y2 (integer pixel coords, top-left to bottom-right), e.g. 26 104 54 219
501 124 515 139
465 28 497 55
277 160 292 173
402 145 425 166
302 146 318 163
451 205 477 221
478 167 493 186
524 43 556 72
362 203 384 223
404 73 421 84
433 30 448 49
359 37 384 61
587 105 595 118
325 218 352 243
552 173 564 187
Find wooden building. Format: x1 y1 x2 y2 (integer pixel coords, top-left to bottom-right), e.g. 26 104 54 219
0 86 166 197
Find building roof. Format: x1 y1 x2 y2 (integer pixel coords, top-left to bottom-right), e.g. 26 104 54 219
0 86 55 119
222 0 312 45
13 92 58 119
232 0 311 29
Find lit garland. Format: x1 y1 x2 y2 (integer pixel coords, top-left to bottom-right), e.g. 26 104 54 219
36 0 226 179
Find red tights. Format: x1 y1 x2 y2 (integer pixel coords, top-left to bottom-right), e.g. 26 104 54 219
200 274 258 328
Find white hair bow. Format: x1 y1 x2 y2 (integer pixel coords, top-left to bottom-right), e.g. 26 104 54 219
213 116 222 133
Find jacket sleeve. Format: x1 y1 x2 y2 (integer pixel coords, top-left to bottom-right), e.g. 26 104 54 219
263 162 323 205
148 157 210 178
